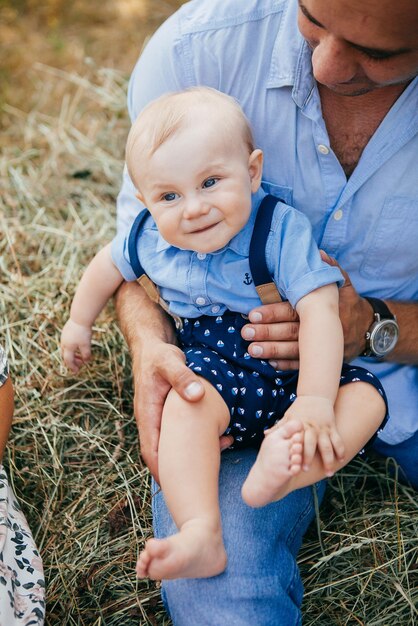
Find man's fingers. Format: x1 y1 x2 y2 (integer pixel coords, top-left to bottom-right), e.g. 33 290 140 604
268 359 300 371
247 340 299 361
140 449 159 484
219 434 234 451
152 344 204 402
139 440 160 483
319 250 338 266
320 250 352 286
242 320 299 343
242 302 300 364
134 394 161 481
248 301 299 325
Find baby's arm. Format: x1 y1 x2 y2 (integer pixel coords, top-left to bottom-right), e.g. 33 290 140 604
61 243 124 373
284 283 345 474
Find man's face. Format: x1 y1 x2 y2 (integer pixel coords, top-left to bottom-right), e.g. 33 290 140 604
298 0 418 96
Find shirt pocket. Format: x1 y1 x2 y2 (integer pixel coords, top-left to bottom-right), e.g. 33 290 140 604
261 181 293 206
360 196 418 280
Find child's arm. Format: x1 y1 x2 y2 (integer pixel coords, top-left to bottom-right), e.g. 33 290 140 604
61 243 124 373
283 283 345 475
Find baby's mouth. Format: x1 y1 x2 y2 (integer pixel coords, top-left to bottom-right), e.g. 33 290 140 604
190 222 219 234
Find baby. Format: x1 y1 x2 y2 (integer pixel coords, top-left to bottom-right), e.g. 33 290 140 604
61 87 387 581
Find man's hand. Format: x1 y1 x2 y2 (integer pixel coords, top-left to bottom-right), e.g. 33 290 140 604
133 341 204 482
242 252 373 367
282 396 345 476
132 339 234 483
241 301 300 370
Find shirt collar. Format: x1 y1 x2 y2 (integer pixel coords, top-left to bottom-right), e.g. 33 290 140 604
154 187 267 256
266 0 316 109
156 232 172 252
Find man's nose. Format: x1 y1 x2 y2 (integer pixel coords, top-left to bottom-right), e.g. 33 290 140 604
311 35 359 86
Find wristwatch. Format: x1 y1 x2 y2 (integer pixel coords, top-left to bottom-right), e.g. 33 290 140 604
363 297 399 358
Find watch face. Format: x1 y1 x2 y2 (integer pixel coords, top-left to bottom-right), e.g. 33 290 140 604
371 321 399 357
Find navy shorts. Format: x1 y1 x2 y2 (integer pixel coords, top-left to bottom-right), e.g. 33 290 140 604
178 311 388 451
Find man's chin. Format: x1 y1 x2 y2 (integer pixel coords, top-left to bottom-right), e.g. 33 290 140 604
325 83 377 97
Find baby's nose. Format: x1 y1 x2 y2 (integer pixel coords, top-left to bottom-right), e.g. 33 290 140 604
184 197 210 218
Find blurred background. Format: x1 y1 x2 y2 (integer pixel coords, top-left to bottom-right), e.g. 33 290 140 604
0 0 184 124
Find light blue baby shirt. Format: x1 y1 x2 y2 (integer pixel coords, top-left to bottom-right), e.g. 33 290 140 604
112 188 343 317
116 0 418 444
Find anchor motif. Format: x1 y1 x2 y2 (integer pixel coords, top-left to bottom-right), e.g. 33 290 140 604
243 273 253 285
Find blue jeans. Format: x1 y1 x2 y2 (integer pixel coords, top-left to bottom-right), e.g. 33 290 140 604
372 430 418 489
152 448 326 626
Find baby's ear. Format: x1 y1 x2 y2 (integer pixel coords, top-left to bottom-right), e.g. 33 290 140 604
135 190 145 204
248 149 263 192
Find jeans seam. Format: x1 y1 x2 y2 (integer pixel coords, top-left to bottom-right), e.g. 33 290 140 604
285 488 314 550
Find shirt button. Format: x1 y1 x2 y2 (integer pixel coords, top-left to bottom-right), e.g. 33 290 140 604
196 297 206 306
317 144 330 155
334 209 343 221
197 253 206 260
211 305 220 313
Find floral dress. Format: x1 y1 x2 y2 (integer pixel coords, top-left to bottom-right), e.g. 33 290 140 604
0 346 45 625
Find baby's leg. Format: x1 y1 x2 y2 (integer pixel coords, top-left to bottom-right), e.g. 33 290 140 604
243 382 386 507
136 378 230 580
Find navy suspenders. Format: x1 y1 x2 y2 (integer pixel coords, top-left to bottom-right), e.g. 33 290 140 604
127 208 149 279
126 194 283 308
249 194 283 304
127 209 183 328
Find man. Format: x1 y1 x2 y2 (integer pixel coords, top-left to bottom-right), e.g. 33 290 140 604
115 0 418 623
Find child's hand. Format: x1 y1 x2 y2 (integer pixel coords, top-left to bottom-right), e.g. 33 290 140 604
283 396 345 476
61 319 92 374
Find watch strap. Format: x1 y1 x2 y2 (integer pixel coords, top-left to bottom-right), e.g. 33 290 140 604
364 297 395 321
363 297 398 357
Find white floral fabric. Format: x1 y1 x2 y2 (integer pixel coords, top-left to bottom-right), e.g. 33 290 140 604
0 347 45 625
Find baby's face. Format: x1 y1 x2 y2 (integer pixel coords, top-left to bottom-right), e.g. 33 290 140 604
132 121 262 253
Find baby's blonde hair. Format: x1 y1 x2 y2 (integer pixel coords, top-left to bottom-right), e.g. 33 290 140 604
126 87 255 188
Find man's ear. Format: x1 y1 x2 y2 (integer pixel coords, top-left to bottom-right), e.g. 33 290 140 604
248 149 263 192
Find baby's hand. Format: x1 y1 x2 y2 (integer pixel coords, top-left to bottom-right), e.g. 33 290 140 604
283 396 345 476
61 319 92 373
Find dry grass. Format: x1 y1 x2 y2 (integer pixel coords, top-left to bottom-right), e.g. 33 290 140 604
1 4 417 625
1 60 166 625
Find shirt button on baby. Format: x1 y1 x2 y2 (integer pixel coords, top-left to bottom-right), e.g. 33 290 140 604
333 209 343 221
197 253 207 260
211 305 220 313
196 296 206 306
317 144 330 155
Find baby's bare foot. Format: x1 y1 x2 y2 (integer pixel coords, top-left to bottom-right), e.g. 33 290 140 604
136 519 227 580
241 420 303 508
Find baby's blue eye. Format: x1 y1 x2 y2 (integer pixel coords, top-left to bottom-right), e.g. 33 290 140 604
203 178 218 188
162 192 179 202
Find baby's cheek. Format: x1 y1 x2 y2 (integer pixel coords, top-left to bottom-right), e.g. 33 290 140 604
160 219 181 246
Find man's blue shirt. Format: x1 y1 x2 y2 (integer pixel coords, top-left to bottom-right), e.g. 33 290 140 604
116 0 418 445
112 189 343 318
